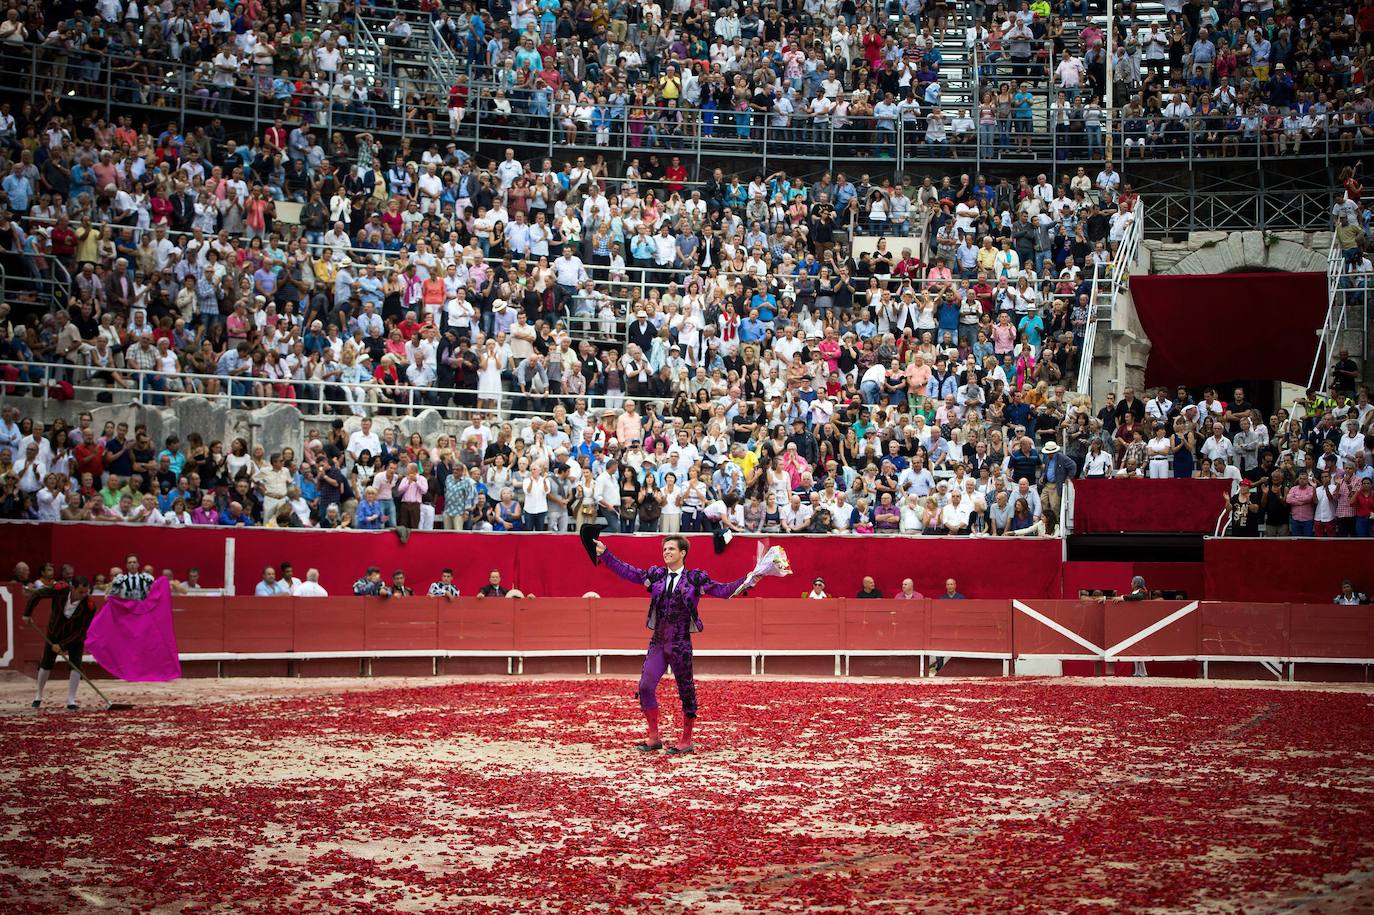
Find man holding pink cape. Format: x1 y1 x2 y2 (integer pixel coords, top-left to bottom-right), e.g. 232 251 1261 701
85 576 182 686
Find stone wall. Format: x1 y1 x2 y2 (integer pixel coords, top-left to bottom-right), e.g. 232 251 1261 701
1144 230 1331 275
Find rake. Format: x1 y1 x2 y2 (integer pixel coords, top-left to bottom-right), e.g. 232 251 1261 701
26 618 135 711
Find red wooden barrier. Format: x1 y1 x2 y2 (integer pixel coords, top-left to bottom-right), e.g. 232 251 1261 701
514 598 591 652
927 600 1013 655
171 596 226 654
1288 604 1374 660
1013 600 1106 657
757 599 844 650
222 597 292 653
842 600 926 651
1200 602 1290 658
438 598 515 651
589 598 653 650
693 599 757 651
295 596 365 653
1104 601 1199 658
4 594 1372 680
365 597 438 651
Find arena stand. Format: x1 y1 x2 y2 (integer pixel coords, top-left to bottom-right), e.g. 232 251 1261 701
0 0 1371 685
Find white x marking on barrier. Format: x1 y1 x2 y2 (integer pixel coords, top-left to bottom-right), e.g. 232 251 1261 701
1105 602 1201 659
1011 600 1106 657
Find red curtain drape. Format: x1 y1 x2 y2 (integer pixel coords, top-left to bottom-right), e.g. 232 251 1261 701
1071 479 1232 533
1129 272 1327 387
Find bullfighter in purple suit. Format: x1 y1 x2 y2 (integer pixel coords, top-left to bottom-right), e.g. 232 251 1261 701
595 535 748 755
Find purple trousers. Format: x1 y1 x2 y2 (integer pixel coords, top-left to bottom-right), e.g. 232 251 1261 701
639 638 697 717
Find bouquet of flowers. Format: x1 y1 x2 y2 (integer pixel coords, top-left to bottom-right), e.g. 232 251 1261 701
732 545 793 596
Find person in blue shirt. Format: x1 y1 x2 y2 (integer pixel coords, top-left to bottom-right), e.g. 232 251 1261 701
750 290 777 318
1018 311 1045 349
738 311 767 343
219 501 255 527
156 437 186 477
355 488 385 529
2 164 31 213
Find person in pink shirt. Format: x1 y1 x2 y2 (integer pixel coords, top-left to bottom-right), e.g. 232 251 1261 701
190 493 220 526
373 459 398 528
904 351 932 393
991 311 1017 356
926 256 954 294
395 461 428 529
1334 467 1359 537
615 400 643 445
1284 471 1317 537
894 578 924 599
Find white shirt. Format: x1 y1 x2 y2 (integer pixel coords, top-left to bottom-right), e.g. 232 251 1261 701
593 470 620 509
292 580 329 597
347 429 382 458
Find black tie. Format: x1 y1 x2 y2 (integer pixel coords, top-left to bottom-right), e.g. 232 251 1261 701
666 572 677 595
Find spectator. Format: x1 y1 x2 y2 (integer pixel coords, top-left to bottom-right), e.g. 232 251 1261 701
292 569 329 597
428 568 460 597
476 569 509 598
807 577 830 600
255 566 288 597
1334 581 1368 605
895 579 923 600
389 571 414 597
855 576 883 599
353 566 389 597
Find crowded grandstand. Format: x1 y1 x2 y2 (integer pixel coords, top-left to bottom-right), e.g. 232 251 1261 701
0 0 1369 538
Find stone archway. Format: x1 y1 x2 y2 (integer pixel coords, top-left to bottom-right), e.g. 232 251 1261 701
1163 230 1328 275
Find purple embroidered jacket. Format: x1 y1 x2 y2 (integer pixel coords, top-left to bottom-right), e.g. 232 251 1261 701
602 551 749 638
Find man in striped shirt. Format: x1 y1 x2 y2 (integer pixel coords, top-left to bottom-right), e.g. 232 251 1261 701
427 569 461 597
108 554 154 601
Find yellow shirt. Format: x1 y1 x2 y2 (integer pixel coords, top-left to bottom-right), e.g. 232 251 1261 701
976 246 999 273
733 449 758 481
313 258 337 287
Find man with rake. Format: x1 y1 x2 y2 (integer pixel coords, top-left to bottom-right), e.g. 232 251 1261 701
24 577 97 710
585 531 789 754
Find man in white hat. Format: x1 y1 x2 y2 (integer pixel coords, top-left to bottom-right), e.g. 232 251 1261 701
491 298 514 336
628 307 655 353
1039 439 1077 516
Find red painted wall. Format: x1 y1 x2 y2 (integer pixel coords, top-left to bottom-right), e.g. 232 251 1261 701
0 523 1064 601
1072 479 1232 534
1204 540 1374 603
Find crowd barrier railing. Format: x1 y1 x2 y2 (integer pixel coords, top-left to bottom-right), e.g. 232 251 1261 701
5 43 1359 183
0 357 671 424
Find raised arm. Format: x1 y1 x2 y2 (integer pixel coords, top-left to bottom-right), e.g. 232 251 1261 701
22 587 59 619
600 545 649 586
697 570 751 600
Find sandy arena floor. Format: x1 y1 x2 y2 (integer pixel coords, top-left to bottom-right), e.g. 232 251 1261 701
2 674 1373 914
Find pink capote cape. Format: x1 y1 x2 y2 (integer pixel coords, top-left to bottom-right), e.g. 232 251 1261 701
86 576 181 682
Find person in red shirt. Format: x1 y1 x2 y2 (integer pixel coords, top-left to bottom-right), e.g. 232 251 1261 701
447 75 469 132
263 119 286 152
1353 476 1374 538
396 313 422 341
46 216 77 260
664 156 688 195
74 439 105 480
1359 0 1374 46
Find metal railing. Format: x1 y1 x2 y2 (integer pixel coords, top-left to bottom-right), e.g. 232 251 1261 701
1075 199 1144 396
0 358 672 425
1311 237 1372 392
6 42 1360 184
